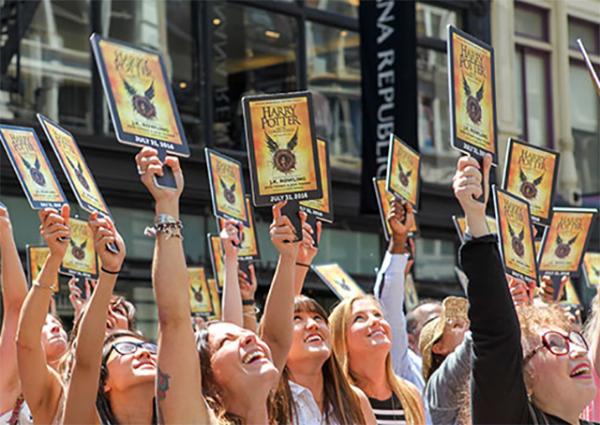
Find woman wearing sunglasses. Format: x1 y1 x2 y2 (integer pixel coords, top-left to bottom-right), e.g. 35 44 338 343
62 213 156 425
453 154 597 424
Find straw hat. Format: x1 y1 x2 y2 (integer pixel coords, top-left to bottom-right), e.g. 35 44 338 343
418 296 469 382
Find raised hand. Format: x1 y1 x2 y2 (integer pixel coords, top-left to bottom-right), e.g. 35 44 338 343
0 206 13 239
508 276 531 306
219 219 241 258
239 264 258 301
270 202 306 260
135 147 184 210
88 212 126 274
68 277 94 319
296 219 321 266
38 204 70 260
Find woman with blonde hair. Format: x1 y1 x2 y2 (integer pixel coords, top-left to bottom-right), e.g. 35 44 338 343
329 294 425 425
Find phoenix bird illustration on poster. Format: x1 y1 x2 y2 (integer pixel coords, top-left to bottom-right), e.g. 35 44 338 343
61 218 98 278
312 263 364 300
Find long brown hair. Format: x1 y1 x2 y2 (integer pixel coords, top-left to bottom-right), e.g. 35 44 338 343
329 295 425 425
274 296 366 425
196 322 283 425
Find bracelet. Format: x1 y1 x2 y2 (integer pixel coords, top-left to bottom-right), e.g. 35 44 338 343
144 214 183 240
242 299 255 306
296 262 310 268
101 266 120 275
32 280 53 290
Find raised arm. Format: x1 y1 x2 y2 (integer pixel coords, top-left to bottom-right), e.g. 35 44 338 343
220 220 243 327
454 155 529 423
0 207 28 415
239 264 258 332
63 214 125 425
260 203 304 372
16 205 70 424
293 219 321 295
135 148 210 424
373 200 417 384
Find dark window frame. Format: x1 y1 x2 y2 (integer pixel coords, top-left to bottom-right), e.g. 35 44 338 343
514 1 549 42
568 16 600 54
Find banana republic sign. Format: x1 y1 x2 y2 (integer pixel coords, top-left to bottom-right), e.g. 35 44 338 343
359 0 417 213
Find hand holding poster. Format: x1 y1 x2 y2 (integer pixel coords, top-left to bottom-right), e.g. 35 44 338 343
217 196 260 261
299 138 334 223
502 138 559 225
0 125 67 210
447 26 497 164
242 91 322 206
27 245 58 292
205 148 248 226
493 186 538 284
538 208 597 277
312 263 364 300
583 252 600 287
37 114 110 217
188 267 213 317
373 178 418 240
60 217 99 279
386 135 421 210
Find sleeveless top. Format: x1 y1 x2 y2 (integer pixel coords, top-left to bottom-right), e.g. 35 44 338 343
368 392 406 425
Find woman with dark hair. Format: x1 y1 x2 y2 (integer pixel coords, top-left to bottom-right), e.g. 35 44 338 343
135 147 300 424
454 154 597 424
0 206 31 424
16 205 71 425
280 295 376 425
61 212 156 425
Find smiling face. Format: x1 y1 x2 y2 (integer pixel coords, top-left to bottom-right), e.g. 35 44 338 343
287 308 332 369
346 298 392 361
526 326 596 414
207 322 279 401
104 336 157 393
41 314 68 362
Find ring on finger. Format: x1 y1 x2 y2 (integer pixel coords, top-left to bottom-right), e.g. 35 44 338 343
137 165 146 176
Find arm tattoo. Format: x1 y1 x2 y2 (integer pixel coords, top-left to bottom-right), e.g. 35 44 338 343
157 367 171 401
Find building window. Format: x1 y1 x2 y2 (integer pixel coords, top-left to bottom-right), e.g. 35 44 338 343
3 1 92 129
104 0 202 143
569 18 600 196
306 0 358 18
210 2 298 150
514 4 552 147
306 23 361 172
416 3 461 184
414 238 456 281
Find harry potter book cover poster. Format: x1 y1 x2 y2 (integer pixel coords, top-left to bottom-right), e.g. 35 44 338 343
312 263 364 300
300 138 334 223
217 196 260 261
583 252 600 288
242 92 322 206
538 208 597 277
38 114 110 217
207 278 221 320
188 267 213 317
448 26 498 164
452 215 498 243
207 234 226 289
386 135 421 210
205 148 249 226
60 218 99 279
27 245 58 292
493 186 538 284
0 125 67 210
90 34 189 156
502 138 559 226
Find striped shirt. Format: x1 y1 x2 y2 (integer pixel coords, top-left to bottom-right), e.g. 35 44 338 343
368 393 406 425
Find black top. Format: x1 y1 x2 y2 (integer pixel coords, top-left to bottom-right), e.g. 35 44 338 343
368 392 406 425
460 235 597 425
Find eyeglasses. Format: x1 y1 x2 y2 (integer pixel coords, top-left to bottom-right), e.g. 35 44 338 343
523 331 588 364
108 341 157 357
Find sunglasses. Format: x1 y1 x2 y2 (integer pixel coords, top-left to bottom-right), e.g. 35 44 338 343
108 341 157 357
523 330 588 364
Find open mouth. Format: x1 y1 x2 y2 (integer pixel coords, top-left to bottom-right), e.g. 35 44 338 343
242 350 268 365
134 360 156 370
368 329 387 339
570 363 592 379
304 334 323 344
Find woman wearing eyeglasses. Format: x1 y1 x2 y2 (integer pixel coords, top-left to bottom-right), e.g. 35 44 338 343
62 213 157 425
453 154 597 424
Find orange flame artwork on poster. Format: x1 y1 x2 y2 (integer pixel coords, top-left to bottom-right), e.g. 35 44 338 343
312 263 364 300
188 267 213 317
373 178 418 241
386 135 421 211
27 245 59 292
60 218 99 279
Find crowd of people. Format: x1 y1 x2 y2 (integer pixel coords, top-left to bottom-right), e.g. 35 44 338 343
0 148 598 425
